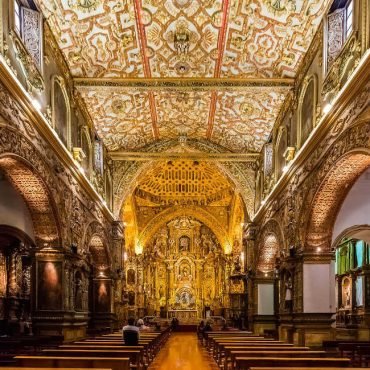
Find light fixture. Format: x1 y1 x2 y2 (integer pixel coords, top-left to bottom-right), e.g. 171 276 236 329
282 165 289 173
323 103 333 114
317 247 322 252
31 98 42 111
264 272 268 277
261 200 266 205
79 166 85 175
123 251 128 261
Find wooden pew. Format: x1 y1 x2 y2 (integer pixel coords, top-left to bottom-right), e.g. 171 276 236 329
41 349 142 369
250 368 364 370
15 356 130 370
234 357 351 370
227 351 327 370
59 345 149 361
0 368 109 370
210 339 284 358
218 346 309 367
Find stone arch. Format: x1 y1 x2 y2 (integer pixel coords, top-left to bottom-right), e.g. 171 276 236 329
305 150 370 251
0 154 61 246
256 219 285 273
84 221 111 270
138 206 231 253
332 225 370 248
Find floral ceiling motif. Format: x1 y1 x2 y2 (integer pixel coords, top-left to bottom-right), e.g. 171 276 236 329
37 0 329 151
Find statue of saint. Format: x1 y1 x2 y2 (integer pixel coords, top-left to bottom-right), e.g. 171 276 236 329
284 276 293 311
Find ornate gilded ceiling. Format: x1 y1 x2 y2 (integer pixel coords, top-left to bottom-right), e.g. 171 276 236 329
37 0 328 152
135 160 234 206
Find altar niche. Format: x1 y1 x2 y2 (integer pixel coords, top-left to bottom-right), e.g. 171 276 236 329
335 238 370 329
130 216 232 320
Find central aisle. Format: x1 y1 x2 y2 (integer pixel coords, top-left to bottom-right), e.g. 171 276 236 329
149 332 218 370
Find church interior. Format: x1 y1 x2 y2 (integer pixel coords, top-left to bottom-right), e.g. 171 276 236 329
0 0 369 369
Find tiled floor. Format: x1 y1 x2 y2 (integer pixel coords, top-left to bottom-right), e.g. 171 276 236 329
149 332 219 370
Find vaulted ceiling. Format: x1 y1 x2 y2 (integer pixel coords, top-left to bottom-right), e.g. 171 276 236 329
37 0 328 153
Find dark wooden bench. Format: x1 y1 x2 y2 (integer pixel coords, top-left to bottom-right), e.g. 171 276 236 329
228 351 328 370
15 356 130 370
234 357 350 370
42 349 142 369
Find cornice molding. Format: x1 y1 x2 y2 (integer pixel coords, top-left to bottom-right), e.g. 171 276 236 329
0 55 114 222
253 51 370 223
74 77 295 90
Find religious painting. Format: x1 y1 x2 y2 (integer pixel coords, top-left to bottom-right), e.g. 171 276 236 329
127 268 136 285
128 290 135 306
37 261 63 310
179 235 190 252
94 280 111 313
342 277 352 309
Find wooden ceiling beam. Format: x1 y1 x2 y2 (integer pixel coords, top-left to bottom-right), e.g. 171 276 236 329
108 151 260 162
74 77 294 90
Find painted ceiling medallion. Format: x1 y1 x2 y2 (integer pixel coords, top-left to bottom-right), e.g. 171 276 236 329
68 0 101 12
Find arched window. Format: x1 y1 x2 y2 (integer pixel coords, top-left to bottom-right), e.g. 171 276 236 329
275 126 287 180
104 170 112 209
298 75 317 148
94 136 103 175
81 126 92 177
51 75 71 149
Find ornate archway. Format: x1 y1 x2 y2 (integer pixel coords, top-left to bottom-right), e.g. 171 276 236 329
305 150 370 251
0 155 61 246
256 219 285 273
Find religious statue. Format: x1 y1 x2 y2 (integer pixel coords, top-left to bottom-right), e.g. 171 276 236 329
284 276 293 311
179 236 190 252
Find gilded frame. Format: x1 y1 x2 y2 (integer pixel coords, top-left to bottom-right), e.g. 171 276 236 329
51 75 72 150
297 74 318 149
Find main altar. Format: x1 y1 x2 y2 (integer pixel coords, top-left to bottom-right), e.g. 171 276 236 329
125 215 234 319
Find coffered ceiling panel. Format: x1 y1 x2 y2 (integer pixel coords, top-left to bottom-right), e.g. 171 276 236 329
222 0 327 78
37 0 144 77
154 90 211 139
79 89 154 151
212 89 288 152
142 0 223 77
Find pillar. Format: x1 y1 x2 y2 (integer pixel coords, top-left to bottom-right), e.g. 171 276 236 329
285 252 336 347
252 275 277 335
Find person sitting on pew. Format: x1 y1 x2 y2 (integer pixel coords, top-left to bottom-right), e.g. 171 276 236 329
122 317 140 345
202 320 212 338
137 318 150 331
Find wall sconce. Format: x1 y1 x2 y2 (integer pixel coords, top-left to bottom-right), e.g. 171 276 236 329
135 242 143 255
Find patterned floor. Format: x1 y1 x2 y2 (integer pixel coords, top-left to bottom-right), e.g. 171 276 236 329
149 332 219 370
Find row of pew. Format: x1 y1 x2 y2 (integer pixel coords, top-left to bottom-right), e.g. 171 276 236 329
4 328 170 370
202 330 369 370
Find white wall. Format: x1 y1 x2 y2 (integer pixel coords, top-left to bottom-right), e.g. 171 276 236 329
0 176 35 240
332 169 370 244
303 262 335 313
257 283 274 315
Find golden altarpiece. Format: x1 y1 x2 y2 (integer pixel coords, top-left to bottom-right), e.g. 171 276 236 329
125 215 236 321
